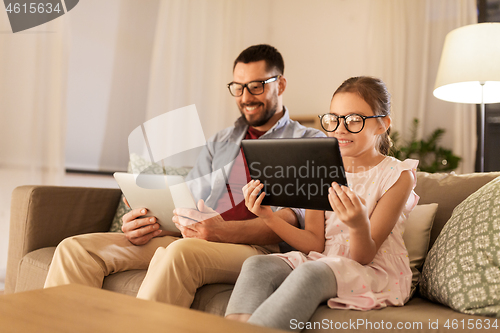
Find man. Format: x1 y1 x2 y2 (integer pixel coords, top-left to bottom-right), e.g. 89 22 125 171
44 44 325 308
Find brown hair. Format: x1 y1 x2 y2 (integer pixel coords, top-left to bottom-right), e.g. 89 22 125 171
333 76 392 155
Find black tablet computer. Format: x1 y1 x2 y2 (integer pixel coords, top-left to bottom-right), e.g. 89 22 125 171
241 137 347 211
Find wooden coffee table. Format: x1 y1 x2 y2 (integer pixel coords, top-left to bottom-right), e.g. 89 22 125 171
0 284 284 333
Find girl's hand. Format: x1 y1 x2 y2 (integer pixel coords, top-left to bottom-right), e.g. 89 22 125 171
328 182 369 230
242 180 273 219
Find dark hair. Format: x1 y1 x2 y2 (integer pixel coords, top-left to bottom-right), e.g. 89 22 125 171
233 44 284 75
333 76 392 155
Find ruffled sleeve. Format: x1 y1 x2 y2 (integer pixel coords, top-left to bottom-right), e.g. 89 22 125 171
380 158 419 214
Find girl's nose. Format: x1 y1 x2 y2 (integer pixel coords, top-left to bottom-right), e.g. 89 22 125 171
335 119 349 134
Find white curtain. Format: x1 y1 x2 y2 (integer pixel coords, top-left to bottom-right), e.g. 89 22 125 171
365 0 477 173
146 0 275 140
0 14 68 282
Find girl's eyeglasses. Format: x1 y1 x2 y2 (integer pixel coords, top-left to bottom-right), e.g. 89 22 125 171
318 113 386 133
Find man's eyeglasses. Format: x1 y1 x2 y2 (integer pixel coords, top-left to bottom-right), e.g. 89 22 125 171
227 75 281 97
318 113 386 133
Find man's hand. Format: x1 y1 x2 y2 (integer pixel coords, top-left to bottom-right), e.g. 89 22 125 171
122 208 163 245
121 205 181 246
173 199 225 242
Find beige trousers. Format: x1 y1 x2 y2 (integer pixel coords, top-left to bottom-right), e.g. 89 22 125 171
44 233 271 307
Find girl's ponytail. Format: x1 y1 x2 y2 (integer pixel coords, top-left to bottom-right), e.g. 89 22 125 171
378 127 391 156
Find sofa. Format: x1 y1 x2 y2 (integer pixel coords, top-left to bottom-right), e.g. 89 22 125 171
6 171 500 332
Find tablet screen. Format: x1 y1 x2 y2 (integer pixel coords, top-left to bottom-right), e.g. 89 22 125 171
241 137 347 211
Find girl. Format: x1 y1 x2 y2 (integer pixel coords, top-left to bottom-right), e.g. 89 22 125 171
225 76 419 331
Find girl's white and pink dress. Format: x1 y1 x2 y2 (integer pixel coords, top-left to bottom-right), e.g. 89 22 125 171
276 156 419 311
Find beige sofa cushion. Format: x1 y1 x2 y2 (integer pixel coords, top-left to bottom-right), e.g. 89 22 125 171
14 245 232 315
305 297 489 333
403 203 438 296
101 270 147 296
414 171 500 249
15 247 55 293
15 247 148 297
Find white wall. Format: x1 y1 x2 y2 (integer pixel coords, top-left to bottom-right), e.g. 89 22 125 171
270 0 372 117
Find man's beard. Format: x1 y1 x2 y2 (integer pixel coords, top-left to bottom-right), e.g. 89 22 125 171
239 99 279 128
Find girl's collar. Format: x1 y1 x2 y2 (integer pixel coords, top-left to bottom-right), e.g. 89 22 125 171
345 155 390 174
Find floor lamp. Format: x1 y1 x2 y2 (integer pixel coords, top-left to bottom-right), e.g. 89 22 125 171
433 23 500 172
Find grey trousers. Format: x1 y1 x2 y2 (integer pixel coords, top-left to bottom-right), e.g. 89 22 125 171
225 255 338 331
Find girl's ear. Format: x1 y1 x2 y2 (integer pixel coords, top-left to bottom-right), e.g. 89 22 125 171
376 115 391 135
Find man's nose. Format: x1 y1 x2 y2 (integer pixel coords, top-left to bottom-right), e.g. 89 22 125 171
240 86 254 103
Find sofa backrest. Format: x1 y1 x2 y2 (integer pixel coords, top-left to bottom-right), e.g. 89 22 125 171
415 171 500 249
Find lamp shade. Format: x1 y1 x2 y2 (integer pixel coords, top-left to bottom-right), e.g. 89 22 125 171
433 23 500 104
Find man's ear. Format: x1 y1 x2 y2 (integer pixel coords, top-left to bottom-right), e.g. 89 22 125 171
278 76 287 96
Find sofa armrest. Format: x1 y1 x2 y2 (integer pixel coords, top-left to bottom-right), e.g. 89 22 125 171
5 185 122 293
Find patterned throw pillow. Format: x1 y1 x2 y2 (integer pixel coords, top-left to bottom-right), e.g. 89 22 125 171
420 176 500 317
109 154 192 232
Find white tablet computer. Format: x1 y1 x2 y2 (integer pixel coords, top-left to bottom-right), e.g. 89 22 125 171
113 172 198 232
